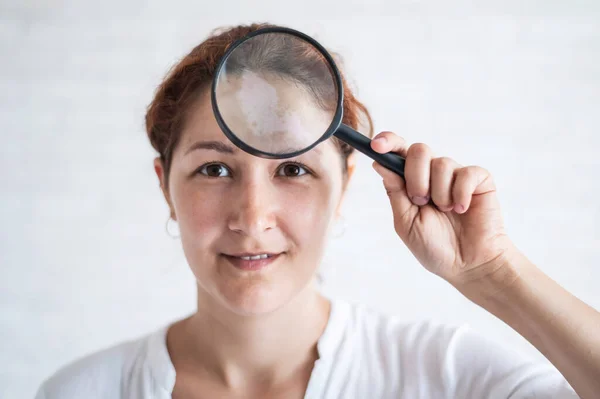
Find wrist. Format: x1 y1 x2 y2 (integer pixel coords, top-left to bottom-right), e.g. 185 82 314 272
453 246 533 305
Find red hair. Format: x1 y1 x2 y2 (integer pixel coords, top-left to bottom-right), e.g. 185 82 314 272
145 23 373 184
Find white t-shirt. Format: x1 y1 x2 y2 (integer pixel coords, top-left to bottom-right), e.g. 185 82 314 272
35 298 578 398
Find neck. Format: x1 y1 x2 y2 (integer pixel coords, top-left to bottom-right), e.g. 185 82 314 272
169 284 330 390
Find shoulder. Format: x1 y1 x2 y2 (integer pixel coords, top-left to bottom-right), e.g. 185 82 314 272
331 299 470 364
34 327 168 399
325 299 577 397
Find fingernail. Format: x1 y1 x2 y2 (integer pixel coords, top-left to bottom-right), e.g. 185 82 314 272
412 195 429 206
374 136 387 144
454 204 465 213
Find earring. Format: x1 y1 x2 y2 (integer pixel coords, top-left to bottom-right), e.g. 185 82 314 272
332 215 347 239
165 216 180 239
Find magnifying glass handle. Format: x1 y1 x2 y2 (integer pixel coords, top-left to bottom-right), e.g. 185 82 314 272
334 124 406 179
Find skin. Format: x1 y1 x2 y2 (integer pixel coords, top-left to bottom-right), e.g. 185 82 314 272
155 88 600 398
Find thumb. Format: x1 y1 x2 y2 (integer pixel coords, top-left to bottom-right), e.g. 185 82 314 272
372 161 417 236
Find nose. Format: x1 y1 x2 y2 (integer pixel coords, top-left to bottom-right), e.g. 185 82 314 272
227 178 278 237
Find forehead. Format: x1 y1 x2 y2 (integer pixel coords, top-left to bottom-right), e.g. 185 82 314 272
178 88 340 158
216 71 334 154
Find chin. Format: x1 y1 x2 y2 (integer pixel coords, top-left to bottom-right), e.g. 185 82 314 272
225 284 295 316
192 252 319 317
214 276 305 317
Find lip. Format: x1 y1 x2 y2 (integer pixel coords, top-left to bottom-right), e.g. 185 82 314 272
222 253 283 271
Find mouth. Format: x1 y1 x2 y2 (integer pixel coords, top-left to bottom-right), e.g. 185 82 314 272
229 253 277 260
221 252 283 271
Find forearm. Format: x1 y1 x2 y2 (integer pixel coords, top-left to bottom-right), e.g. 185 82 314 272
456 249 600 399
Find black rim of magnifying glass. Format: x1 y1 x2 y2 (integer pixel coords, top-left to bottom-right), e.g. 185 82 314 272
211 26 345 159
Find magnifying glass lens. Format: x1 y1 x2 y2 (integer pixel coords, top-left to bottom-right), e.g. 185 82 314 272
214 32 339 156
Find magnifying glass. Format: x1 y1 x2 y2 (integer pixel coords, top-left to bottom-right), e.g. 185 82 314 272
211 26 406 178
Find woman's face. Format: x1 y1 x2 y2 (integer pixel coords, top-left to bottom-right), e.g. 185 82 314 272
156 89 350 316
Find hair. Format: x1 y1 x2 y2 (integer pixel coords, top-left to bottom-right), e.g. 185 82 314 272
222 32 338 113
145 23 374 187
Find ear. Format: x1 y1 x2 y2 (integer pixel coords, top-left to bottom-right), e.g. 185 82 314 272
336 152 357 218
154 157 176 220
345 152 357 184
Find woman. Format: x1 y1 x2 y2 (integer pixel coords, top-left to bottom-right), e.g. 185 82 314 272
35 23 599 398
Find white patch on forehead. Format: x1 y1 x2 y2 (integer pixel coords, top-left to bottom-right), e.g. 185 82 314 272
237 72 306 138
221 71 331 152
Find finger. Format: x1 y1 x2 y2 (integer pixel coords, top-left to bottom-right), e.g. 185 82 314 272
430 157 461 212
370 131 409 158
452 166 493 214
405 143 433 206
372 161 417 237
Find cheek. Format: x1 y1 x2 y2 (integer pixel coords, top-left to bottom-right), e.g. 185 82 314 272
174 183 227 240
278 182 339 245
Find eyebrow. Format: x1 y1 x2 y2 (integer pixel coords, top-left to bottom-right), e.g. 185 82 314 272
185 140 237 155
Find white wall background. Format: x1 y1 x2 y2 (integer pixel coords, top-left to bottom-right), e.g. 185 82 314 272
1 1 599 397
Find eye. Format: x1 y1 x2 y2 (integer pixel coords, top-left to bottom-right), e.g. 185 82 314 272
277 162 309 177
198 162 231 177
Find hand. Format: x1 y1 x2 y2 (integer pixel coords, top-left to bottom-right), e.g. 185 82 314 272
371 131 517 288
